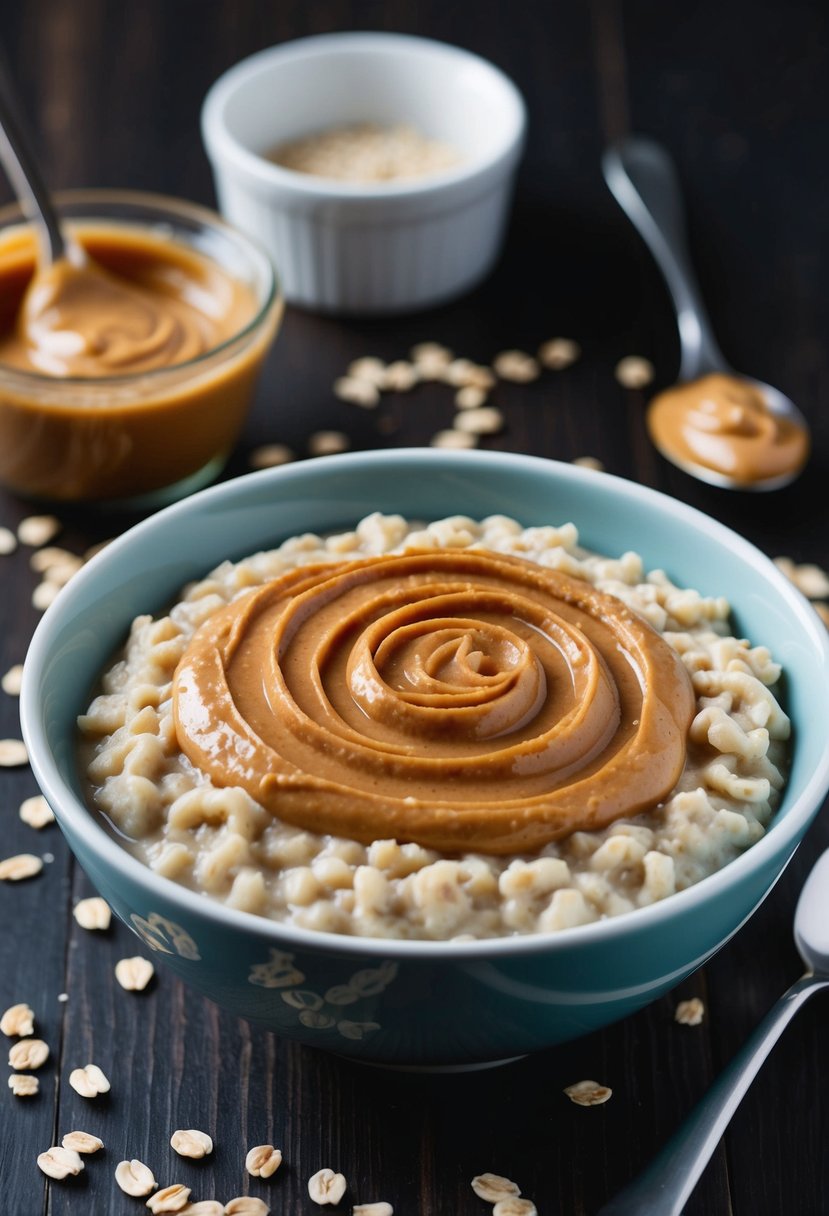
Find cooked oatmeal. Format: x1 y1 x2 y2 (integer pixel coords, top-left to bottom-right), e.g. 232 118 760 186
78 514 790 940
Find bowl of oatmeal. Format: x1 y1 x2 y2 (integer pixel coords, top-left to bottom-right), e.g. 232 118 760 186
201 33 526 314
20 450 829 1066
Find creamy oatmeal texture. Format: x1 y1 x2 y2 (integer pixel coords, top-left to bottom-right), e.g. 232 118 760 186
79 514 790 940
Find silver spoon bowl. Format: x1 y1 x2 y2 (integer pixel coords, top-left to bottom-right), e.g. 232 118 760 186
602 137 810 491
599 847 829 1214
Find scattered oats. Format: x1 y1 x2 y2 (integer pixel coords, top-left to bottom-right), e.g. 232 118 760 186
0 853 42 881
615 355 654 389
182 1204 225 1216
564 1079 613 1106
37 1145 84 1179
83 538 114 562
69 1062 110 1098
147 1185 191 1213
493 350 540 382
380 360 419 392
455 386 488 410
334 376 380 409
454 406 504 436
308 1167 348 1205
309 430 350 457
493 1200 537 1216
1 1003 35 1036
9 1073 38 1096
573 456 605 471
0 525 17 555
245 1144 283 1178
2 664 23 695
33 580 60 610
58 993 68 1002
538 337 581 370
347 357 387 386
410 342 452 378
0 738 28 767
62 1131 104 1154
814 602 829 628
773 557 829 599
674 997 705 1026
115 956 155 991
19 795 54 829
116 1159 157 1197
73 896 111 931
171 1129 213 1159
430 428 477 450
471 1175 521 1202
444 359 496 390
250 444 295 470
18 515 61 547
224 1200 270 1216
353 1205 393 1216
9 1038 49 1069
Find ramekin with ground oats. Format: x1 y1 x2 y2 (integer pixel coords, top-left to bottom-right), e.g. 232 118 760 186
78 513 790 941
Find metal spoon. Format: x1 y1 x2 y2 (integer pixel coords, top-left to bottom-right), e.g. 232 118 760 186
598 847 829 1215
0 56 67 263
602 137 810 490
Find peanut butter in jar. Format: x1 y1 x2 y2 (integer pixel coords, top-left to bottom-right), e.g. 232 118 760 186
0 192 281 503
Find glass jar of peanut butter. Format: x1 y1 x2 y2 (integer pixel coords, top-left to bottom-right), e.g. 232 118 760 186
0 191 282 503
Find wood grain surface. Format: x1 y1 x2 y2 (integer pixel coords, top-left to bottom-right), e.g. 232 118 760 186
1 2 828 1214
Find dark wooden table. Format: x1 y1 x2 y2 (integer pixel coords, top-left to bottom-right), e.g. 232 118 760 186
2 2 828 1213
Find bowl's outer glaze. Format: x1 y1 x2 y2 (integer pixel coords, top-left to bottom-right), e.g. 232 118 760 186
23 450 829 1065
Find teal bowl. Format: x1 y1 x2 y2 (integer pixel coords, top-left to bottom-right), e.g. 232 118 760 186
20 449 829 1067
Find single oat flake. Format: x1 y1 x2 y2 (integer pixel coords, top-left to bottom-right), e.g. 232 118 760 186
62 1131 104 1154
353 1204 394 1215
564 1079 613 1106
249 444 295 470
1 1002 35 1036
493 1200 538 1216
146 1184 191 1213
245 1144 283 1178
115 956 155 991
493 350 540 383
1 663 23 695
8 1037 49 1070
19 795 54 829
69 1062 110 1098
0 738 28 767
0 853 43 881
773 556 829 600
0 525 17 554
224 1199 271 1216
615 355 655 389
430 428 477 450
33 580 60 610
347 356 387 386
9 1073 39 1096
572 456 605 472
18 514 61 547
115 1158 157 1197
308 1167 348 1205
675 997 705 1026
333 376 380 409
170 1128 213 1158
73 896 112 931
308 430 350 457
453 406 505 436
37 1146 84 1180
538 337 581 370
179 1203 224 1216
471 1173 522 1203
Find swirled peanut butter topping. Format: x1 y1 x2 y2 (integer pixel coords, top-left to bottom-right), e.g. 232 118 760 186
647 373 809 485
173 550 695 854
0 235 252 377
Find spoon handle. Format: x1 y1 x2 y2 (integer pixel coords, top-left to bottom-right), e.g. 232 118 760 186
597 972 829 1216
602 137 725 381
0 53 65 262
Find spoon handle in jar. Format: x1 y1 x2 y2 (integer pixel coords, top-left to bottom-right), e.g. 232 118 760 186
0 49 65 262
597 972 829 1216
601 137 725 382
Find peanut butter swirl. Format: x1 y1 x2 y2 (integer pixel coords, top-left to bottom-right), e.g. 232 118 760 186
173 550 695 853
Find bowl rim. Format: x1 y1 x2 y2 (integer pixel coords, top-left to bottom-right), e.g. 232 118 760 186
0 188 280 388
20 448 829 960
200 31 528 202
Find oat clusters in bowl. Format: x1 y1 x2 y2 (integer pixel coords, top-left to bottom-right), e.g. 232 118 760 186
78 511 789 941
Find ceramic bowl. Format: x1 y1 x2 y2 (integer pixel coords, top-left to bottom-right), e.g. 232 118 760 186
21 450 829 1068
201 33 526 314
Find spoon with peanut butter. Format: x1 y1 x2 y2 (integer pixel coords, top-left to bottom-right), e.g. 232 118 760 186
602 138 810 490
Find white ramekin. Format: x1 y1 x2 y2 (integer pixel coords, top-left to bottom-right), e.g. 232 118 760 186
201 32 526 315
